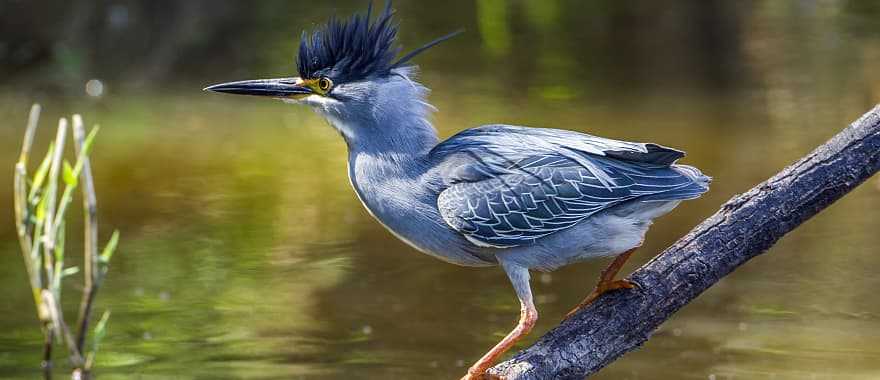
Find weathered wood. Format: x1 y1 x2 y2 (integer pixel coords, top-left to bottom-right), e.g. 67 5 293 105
488 105 880 379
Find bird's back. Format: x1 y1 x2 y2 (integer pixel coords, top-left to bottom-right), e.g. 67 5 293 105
428 125 710 249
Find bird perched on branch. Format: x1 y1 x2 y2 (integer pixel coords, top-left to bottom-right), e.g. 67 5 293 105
206 3 709 379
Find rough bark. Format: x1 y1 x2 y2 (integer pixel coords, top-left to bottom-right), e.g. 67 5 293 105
487 105 880 379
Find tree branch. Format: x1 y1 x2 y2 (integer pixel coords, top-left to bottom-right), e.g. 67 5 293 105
488 105 880 379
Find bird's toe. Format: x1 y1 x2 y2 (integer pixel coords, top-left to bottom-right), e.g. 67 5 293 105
609 278 638 290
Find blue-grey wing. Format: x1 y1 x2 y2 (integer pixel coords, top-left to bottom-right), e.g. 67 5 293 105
432 125 710 248
437 156 704 248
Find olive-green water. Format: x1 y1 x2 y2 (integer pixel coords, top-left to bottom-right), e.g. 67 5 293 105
2 1 880 379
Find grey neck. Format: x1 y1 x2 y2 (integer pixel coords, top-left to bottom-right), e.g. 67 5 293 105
340 105 439 159
316 69 439 163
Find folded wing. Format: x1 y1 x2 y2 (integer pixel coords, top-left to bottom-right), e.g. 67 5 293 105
431 125 709 248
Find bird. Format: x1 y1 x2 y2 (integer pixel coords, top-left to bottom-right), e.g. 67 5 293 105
205 3 709 379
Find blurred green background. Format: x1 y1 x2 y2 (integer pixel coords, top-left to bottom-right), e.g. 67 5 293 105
2 1 880 379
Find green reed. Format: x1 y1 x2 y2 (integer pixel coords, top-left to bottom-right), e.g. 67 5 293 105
13 104 119 380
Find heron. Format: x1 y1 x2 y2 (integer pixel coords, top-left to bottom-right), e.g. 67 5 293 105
205 3 710 379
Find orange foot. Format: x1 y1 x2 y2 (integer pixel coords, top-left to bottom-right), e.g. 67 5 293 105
563 279 637 321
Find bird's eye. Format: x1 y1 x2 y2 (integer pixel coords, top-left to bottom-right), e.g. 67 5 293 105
317 77 333 92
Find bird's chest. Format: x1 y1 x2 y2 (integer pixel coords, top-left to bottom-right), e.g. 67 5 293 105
348 155 418 215
346 153 498 267
347 154 432 246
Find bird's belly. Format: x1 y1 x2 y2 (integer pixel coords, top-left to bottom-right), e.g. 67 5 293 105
498 201 680 271
356 197 495 267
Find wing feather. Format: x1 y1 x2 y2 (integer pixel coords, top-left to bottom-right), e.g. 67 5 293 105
431 125 709 248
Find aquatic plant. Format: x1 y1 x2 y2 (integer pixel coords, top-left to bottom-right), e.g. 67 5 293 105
13 104 119 380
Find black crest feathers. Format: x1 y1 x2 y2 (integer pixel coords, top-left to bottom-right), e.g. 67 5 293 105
296 2 461 82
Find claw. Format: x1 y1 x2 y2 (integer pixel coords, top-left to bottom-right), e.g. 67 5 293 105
563 279 638 321
563 247 641 321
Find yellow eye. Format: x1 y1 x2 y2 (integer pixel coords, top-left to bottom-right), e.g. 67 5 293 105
317 77 333 92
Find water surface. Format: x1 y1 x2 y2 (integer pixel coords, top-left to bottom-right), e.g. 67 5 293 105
2 2 880 379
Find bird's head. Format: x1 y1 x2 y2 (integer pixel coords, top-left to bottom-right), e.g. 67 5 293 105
205 2 459 143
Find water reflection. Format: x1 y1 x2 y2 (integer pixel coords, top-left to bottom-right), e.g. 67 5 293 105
2 1 880 379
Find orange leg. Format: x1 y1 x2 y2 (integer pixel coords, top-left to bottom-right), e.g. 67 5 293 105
463 262 536 380
462 301 537 380
563 247 639 320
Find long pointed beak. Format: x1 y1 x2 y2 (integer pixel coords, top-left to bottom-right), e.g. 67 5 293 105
203 77 313 98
